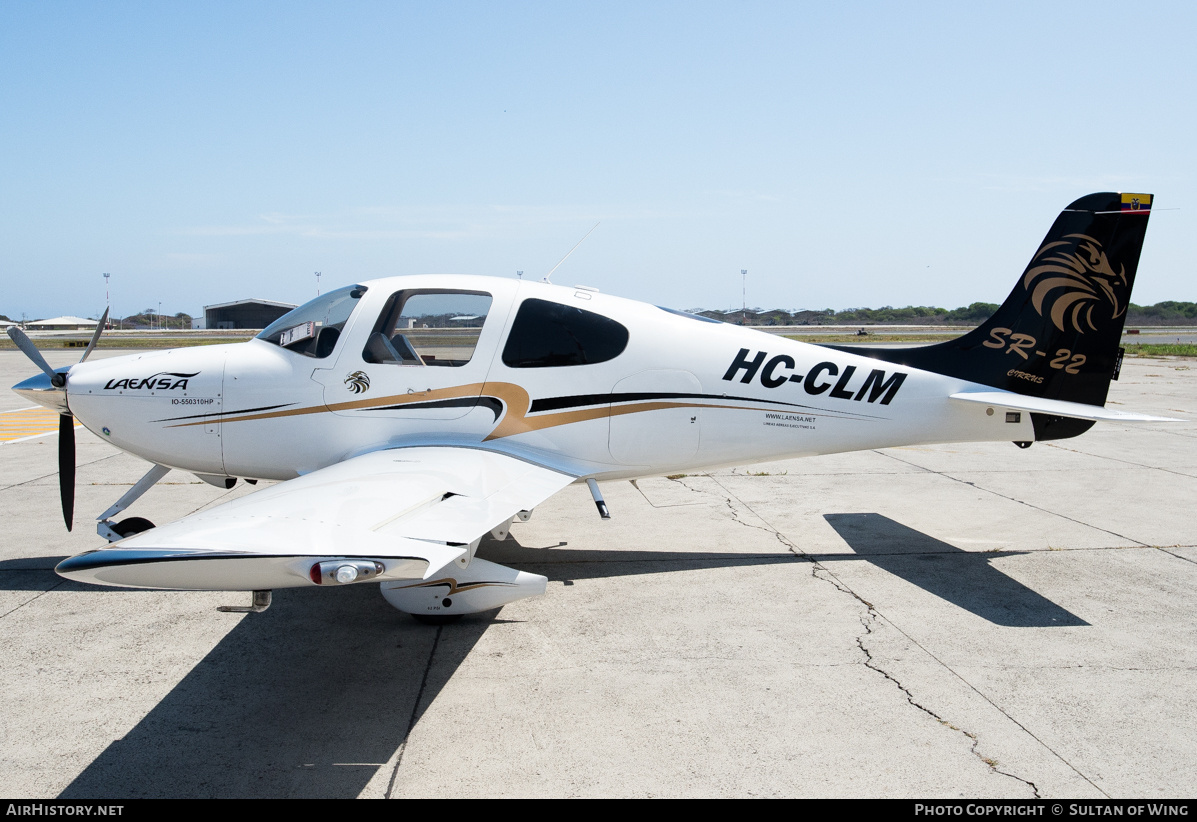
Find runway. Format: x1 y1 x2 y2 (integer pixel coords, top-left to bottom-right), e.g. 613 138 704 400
1 348 1195 798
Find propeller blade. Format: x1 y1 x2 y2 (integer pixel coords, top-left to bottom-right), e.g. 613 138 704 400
6 326 64 387
59 414 76 531
80 307 109 363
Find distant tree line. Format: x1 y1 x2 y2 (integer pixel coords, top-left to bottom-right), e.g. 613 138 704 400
1128 301 1197 324
116 310 194 330
0 311 195 329
694 301 1197 326
399 312 486 329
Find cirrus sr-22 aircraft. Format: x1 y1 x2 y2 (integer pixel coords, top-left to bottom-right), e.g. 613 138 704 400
9 192 1175 623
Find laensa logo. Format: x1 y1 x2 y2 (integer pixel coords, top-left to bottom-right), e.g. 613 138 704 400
103 371 199 391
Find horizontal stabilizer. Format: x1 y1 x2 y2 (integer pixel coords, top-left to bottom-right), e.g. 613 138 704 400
950 391 1182 423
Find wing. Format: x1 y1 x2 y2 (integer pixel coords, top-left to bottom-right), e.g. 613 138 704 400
56 446 576 590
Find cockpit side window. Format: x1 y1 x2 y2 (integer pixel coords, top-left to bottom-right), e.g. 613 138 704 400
501 298 629 368
256 285 367 359
363 290 492 367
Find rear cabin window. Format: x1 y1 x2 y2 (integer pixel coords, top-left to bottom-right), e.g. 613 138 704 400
363 290 492 367
501 298 629 368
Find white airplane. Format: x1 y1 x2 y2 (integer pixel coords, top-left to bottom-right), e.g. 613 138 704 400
10 192 1174 622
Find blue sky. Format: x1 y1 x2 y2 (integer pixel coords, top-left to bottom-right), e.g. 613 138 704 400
2 1 1193 320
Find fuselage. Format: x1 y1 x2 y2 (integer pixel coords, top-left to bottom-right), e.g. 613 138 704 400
61 275 1032 483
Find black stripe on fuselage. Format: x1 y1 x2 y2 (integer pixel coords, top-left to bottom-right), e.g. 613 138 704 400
368 396 504 422
528 391 884 419
151 403 296 423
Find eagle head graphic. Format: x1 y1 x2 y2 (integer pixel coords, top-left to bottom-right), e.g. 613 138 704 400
344 370 370 394
1022 233 1128 334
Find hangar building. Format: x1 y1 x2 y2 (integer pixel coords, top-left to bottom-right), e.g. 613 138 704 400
27 316 99 331
203 299 296 330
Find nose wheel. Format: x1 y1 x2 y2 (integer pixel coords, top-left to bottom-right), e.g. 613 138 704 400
94 463 171 542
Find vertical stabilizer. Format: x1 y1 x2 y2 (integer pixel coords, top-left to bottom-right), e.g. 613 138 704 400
839 192 1153 439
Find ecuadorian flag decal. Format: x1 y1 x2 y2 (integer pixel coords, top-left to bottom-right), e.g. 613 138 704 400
1121 193 1152 213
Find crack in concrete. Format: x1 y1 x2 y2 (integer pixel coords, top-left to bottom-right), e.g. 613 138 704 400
1042 442 1197 481
1157 547 1197 566
629 477 706 509
718 495 797 552
1149 429 1197 441
699 478 1032 780
852 606 1041 796
704 472 1086 798
386 624 443 798
805 553 1046 795
0 452 121 493
877 450 1148 547
189 484 251 516
0 575 69 620
722 468 909 478
1024 664 1197 672
794 551 1043 796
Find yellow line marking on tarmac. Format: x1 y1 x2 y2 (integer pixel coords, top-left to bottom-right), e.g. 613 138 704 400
0 407 80 444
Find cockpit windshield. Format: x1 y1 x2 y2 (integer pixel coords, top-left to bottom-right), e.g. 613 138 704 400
256 285 367 358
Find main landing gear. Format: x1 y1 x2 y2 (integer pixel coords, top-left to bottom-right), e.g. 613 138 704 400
382 509 547 625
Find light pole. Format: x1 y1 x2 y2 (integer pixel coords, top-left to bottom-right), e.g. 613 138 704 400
316 271 321 297
103 273 110 328
158 301 162 332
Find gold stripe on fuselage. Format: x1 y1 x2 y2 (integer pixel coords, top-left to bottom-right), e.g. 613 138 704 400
390 577 513 594
165 381 866 441
166 382 499 427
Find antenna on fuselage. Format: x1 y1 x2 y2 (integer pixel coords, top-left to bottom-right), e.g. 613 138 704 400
543 222 600 283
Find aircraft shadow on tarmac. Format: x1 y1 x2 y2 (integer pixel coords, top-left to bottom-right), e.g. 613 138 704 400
38 523 1081 799
56 581 479 799
821 513 1089 628
53 545 798 799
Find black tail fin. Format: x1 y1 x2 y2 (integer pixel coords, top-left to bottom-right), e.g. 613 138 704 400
840 192 1153 438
